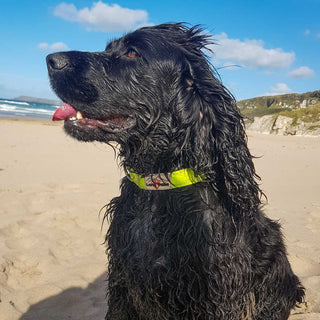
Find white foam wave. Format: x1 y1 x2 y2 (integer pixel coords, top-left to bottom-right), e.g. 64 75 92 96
0 104 17 111
0 104 53 116
0 99 30 106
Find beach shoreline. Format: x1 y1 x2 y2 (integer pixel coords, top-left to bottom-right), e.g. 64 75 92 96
0 118 319 319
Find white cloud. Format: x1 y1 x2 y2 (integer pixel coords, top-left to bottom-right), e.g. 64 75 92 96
38 43 50 51
317 33 320 38
54 2 79 21
54 1 150 32
304 29 311 36
38 42 69 52
50 42 69 51
264 83 293 96
287 66 315 79
211 33 295 70
270 83 292 94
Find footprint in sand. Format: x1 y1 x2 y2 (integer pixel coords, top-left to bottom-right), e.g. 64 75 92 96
5 235 39 250
305 204 320 234
0 221 21 237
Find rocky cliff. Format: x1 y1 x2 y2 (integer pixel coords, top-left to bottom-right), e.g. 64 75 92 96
238 90 320 136
245 114 320 136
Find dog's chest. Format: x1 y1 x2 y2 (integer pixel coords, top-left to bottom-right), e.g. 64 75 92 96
113 188 219 275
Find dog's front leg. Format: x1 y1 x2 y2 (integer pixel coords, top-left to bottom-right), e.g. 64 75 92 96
105 279 138 320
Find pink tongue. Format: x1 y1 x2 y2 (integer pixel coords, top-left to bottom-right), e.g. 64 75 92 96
52 103 77 121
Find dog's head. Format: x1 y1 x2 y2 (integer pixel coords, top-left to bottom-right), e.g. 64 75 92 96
47 23 221 143
47 23 262 209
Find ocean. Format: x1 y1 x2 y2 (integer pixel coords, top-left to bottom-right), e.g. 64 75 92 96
0 98 60 119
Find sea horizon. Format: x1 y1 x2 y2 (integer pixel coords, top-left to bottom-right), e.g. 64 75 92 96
0 97 60 119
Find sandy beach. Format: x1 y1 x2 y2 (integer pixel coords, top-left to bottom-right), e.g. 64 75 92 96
0 118 319 320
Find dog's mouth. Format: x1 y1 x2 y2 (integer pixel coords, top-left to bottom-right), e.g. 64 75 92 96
52 103 135 133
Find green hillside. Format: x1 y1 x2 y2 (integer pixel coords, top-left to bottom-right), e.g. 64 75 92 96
237 90 320 122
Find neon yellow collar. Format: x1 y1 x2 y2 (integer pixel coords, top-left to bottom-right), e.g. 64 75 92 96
127 168 206 190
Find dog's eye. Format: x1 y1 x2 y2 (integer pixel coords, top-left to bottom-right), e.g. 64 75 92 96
127 49 137 58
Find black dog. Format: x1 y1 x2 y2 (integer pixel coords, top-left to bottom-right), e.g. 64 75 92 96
47 23 304 320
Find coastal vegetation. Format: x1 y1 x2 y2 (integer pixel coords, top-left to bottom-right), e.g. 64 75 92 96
237 90 320 135
238 90 320 121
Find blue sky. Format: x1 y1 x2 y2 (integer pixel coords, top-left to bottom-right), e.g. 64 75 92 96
0 0 319 101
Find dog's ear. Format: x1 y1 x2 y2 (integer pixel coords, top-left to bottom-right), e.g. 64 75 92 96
181 45 263 212
210 95 263 212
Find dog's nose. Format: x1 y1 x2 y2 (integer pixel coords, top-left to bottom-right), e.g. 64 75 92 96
46 53 69 71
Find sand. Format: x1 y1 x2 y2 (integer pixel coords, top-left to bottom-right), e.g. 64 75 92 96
0 118 319 319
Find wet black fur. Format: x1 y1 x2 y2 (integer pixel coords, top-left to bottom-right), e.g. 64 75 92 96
47 23 304 319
